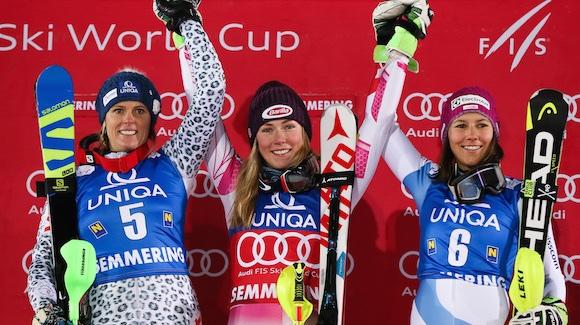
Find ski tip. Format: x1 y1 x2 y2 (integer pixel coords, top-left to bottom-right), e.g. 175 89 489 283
35 65 74 117
324 103 352 112
36 65 72 85
531 88 565 100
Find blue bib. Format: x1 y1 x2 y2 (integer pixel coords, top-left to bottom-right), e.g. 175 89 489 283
76 152 188 285
403 162 521 288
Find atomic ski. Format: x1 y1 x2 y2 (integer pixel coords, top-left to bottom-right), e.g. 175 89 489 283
317 104 357 325
35 65 96 324
509 89 568 312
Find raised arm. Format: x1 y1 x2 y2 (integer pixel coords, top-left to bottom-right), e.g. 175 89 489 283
155 2 226 191
352 0 433 208
176 29 239 226
352 53 411 208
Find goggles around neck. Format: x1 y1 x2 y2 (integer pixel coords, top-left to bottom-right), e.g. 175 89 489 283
258 154 319 194
449 163 506 204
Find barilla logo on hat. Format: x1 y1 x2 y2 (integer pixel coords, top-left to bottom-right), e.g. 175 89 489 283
102 88 118 108
262 104 293 120
451 95 490 111
120 80 139 94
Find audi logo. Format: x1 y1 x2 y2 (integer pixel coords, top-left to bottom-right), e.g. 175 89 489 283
557 173 580 203
402 92 579 123
403 92 451 121
187 248 229 277
560 254 580 284
563 93 579 123
237 231 320 269
190 169 219 199
159 92 235 121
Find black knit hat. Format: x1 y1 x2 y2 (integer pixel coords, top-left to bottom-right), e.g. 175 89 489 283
247 81 311 146
95 70 161 126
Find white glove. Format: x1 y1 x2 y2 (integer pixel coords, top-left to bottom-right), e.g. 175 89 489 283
372 0 433 71
372 0 433 40
509 297 568 325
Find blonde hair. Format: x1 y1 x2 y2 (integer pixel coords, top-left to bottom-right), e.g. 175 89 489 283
231 129 313 228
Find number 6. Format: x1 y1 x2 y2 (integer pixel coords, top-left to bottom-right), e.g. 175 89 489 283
448 229 470 267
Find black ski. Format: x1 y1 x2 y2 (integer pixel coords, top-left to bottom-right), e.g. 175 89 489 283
519 89 568 257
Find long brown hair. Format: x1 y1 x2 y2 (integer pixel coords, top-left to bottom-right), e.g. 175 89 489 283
436 136 504 182
231 129 313 228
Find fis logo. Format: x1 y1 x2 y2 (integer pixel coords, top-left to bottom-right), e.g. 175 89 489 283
89 221 108 239
163 211 174 228
487 246 499 264
479 0 551 71
427 239 437 255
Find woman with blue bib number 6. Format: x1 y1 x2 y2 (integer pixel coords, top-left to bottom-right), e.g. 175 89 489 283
367 1 568 323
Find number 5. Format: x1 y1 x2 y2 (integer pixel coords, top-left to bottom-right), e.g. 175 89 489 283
120 202 147 240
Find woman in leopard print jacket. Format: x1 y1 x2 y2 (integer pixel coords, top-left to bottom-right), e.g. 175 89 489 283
27 3 224 324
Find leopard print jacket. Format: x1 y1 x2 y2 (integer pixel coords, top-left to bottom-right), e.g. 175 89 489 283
27 20 224 325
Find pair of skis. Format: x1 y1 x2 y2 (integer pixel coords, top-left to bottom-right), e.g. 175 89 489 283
276 104 357 325
509 89 568 314
35 65 96 324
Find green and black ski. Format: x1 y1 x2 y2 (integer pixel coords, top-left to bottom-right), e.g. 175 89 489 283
35 65 96 324
509 89 568 313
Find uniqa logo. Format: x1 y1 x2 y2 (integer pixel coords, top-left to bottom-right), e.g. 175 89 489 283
479 0 551 71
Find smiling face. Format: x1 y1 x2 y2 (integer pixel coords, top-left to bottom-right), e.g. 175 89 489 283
104 101 151 152
447 112 494 170
256 119 305 170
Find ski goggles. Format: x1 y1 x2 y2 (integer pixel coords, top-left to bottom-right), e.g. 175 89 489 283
450 163 506 203
259 155 319 194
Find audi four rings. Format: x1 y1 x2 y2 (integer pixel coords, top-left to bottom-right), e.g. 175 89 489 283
236 231 320 269
402 92 578 123
159 92 235 121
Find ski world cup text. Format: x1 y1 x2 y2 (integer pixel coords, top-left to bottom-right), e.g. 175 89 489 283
0 23 300 57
